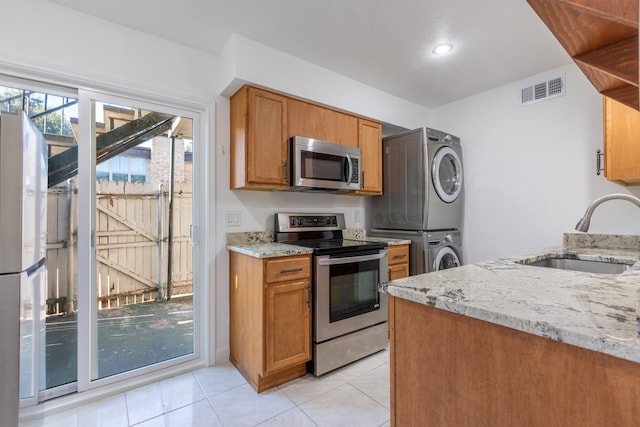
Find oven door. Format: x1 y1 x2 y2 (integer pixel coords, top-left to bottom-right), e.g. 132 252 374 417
314 249 388 343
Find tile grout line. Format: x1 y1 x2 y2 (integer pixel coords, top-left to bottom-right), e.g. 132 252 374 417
191 369 231 426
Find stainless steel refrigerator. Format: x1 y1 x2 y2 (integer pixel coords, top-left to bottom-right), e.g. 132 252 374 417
0 111 48 424
369 127 464 275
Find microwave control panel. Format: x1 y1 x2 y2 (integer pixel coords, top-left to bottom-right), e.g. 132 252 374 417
351 159 359 183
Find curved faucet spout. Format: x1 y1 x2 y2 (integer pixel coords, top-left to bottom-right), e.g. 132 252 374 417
575 193 640 232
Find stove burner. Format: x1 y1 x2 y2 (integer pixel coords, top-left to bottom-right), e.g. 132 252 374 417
282 238 385 255
275 213 385 255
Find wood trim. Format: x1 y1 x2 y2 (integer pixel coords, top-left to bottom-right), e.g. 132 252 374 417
388 296 397 427
229 252 264 387
256 363 308 393
390 296 640 426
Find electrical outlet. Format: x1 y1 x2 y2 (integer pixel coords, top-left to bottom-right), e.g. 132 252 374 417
225 211 241 226
353 210 360 223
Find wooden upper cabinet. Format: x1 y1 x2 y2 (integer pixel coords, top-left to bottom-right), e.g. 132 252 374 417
229 84 383 194
526 0 639 110
230 86 289 190
355 118 382 195
288 98 358 146
603 96 640 184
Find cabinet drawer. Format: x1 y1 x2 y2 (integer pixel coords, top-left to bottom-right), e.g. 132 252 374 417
387 245 409 266
265 256 311 283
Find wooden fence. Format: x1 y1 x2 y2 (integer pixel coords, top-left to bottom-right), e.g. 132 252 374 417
46 180 193 314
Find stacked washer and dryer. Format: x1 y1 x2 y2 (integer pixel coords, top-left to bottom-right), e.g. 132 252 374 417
370 127 464 275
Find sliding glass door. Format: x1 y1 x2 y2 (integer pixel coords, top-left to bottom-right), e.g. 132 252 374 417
2 76 205 405
77 90 199 388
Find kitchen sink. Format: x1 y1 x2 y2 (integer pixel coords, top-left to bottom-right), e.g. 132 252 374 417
516 256 632 274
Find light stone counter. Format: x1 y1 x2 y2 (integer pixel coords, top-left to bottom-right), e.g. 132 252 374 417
226 242 313 258
360 236 412 246
382 233 640 364
226 229 409 258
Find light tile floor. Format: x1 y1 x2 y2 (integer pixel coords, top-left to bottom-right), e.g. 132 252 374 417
20 349 390 427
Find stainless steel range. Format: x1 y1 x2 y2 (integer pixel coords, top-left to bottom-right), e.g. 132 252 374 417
275 213 389 376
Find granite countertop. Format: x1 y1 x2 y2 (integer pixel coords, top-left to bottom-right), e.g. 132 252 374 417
226 230 410 258
382 233 640 364
227 242 314 258
361 236 412 246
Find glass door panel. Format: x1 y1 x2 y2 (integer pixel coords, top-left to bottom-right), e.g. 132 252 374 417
89 99 194 380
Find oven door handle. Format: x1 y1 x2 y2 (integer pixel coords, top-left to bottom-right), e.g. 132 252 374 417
317 252 387 266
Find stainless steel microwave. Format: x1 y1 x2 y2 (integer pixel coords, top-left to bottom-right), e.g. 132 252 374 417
289 136 362 193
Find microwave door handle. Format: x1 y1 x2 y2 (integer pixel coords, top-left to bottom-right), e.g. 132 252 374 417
345 154 354 184
317 252 387 266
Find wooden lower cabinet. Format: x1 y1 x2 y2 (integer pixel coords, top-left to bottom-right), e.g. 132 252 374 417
229 252 312 392
387 244 409 280
389 296 640 426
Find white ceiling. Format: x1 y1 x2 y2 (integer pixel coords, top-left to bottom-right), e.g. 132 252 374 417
48 0 572 108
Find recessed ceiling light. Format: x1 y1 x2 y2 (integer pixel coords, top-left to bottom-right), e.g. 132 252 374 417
433 43 453 55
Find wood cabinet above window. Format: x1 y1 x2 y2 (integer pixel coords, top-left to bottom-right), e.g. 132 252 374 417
527 0 639 110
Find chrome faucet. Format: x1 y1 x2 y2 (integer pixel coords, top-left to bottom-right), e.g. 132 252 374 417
575 193 640 232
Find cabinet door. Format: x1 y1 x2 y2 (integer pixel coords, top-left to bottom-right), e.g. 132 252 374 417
389 263 409 280
357 119 383 194
264 280 311 374
288 98 358 146
247 87 289 188
604 96 640 184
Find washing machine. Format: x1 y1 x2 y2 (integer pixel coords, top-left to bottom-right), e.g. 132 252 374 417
426 230 463 272
425 128 464 231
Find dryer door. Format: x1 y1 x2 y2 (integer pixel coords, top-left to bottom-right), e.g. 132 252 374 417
432 146 462 203
433 246 461 271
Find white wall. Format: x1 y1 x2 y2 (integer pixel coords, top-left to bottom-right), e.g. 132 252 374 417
0 0 218 107
431 64 640 264
217 35 431 129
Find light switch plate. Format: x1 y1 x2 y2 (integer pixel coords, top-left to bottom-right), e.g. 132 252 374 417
225 211 241 226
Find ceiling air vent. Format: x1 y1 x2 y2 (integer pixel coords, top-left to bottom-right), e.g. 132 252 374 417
520 74 566 106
